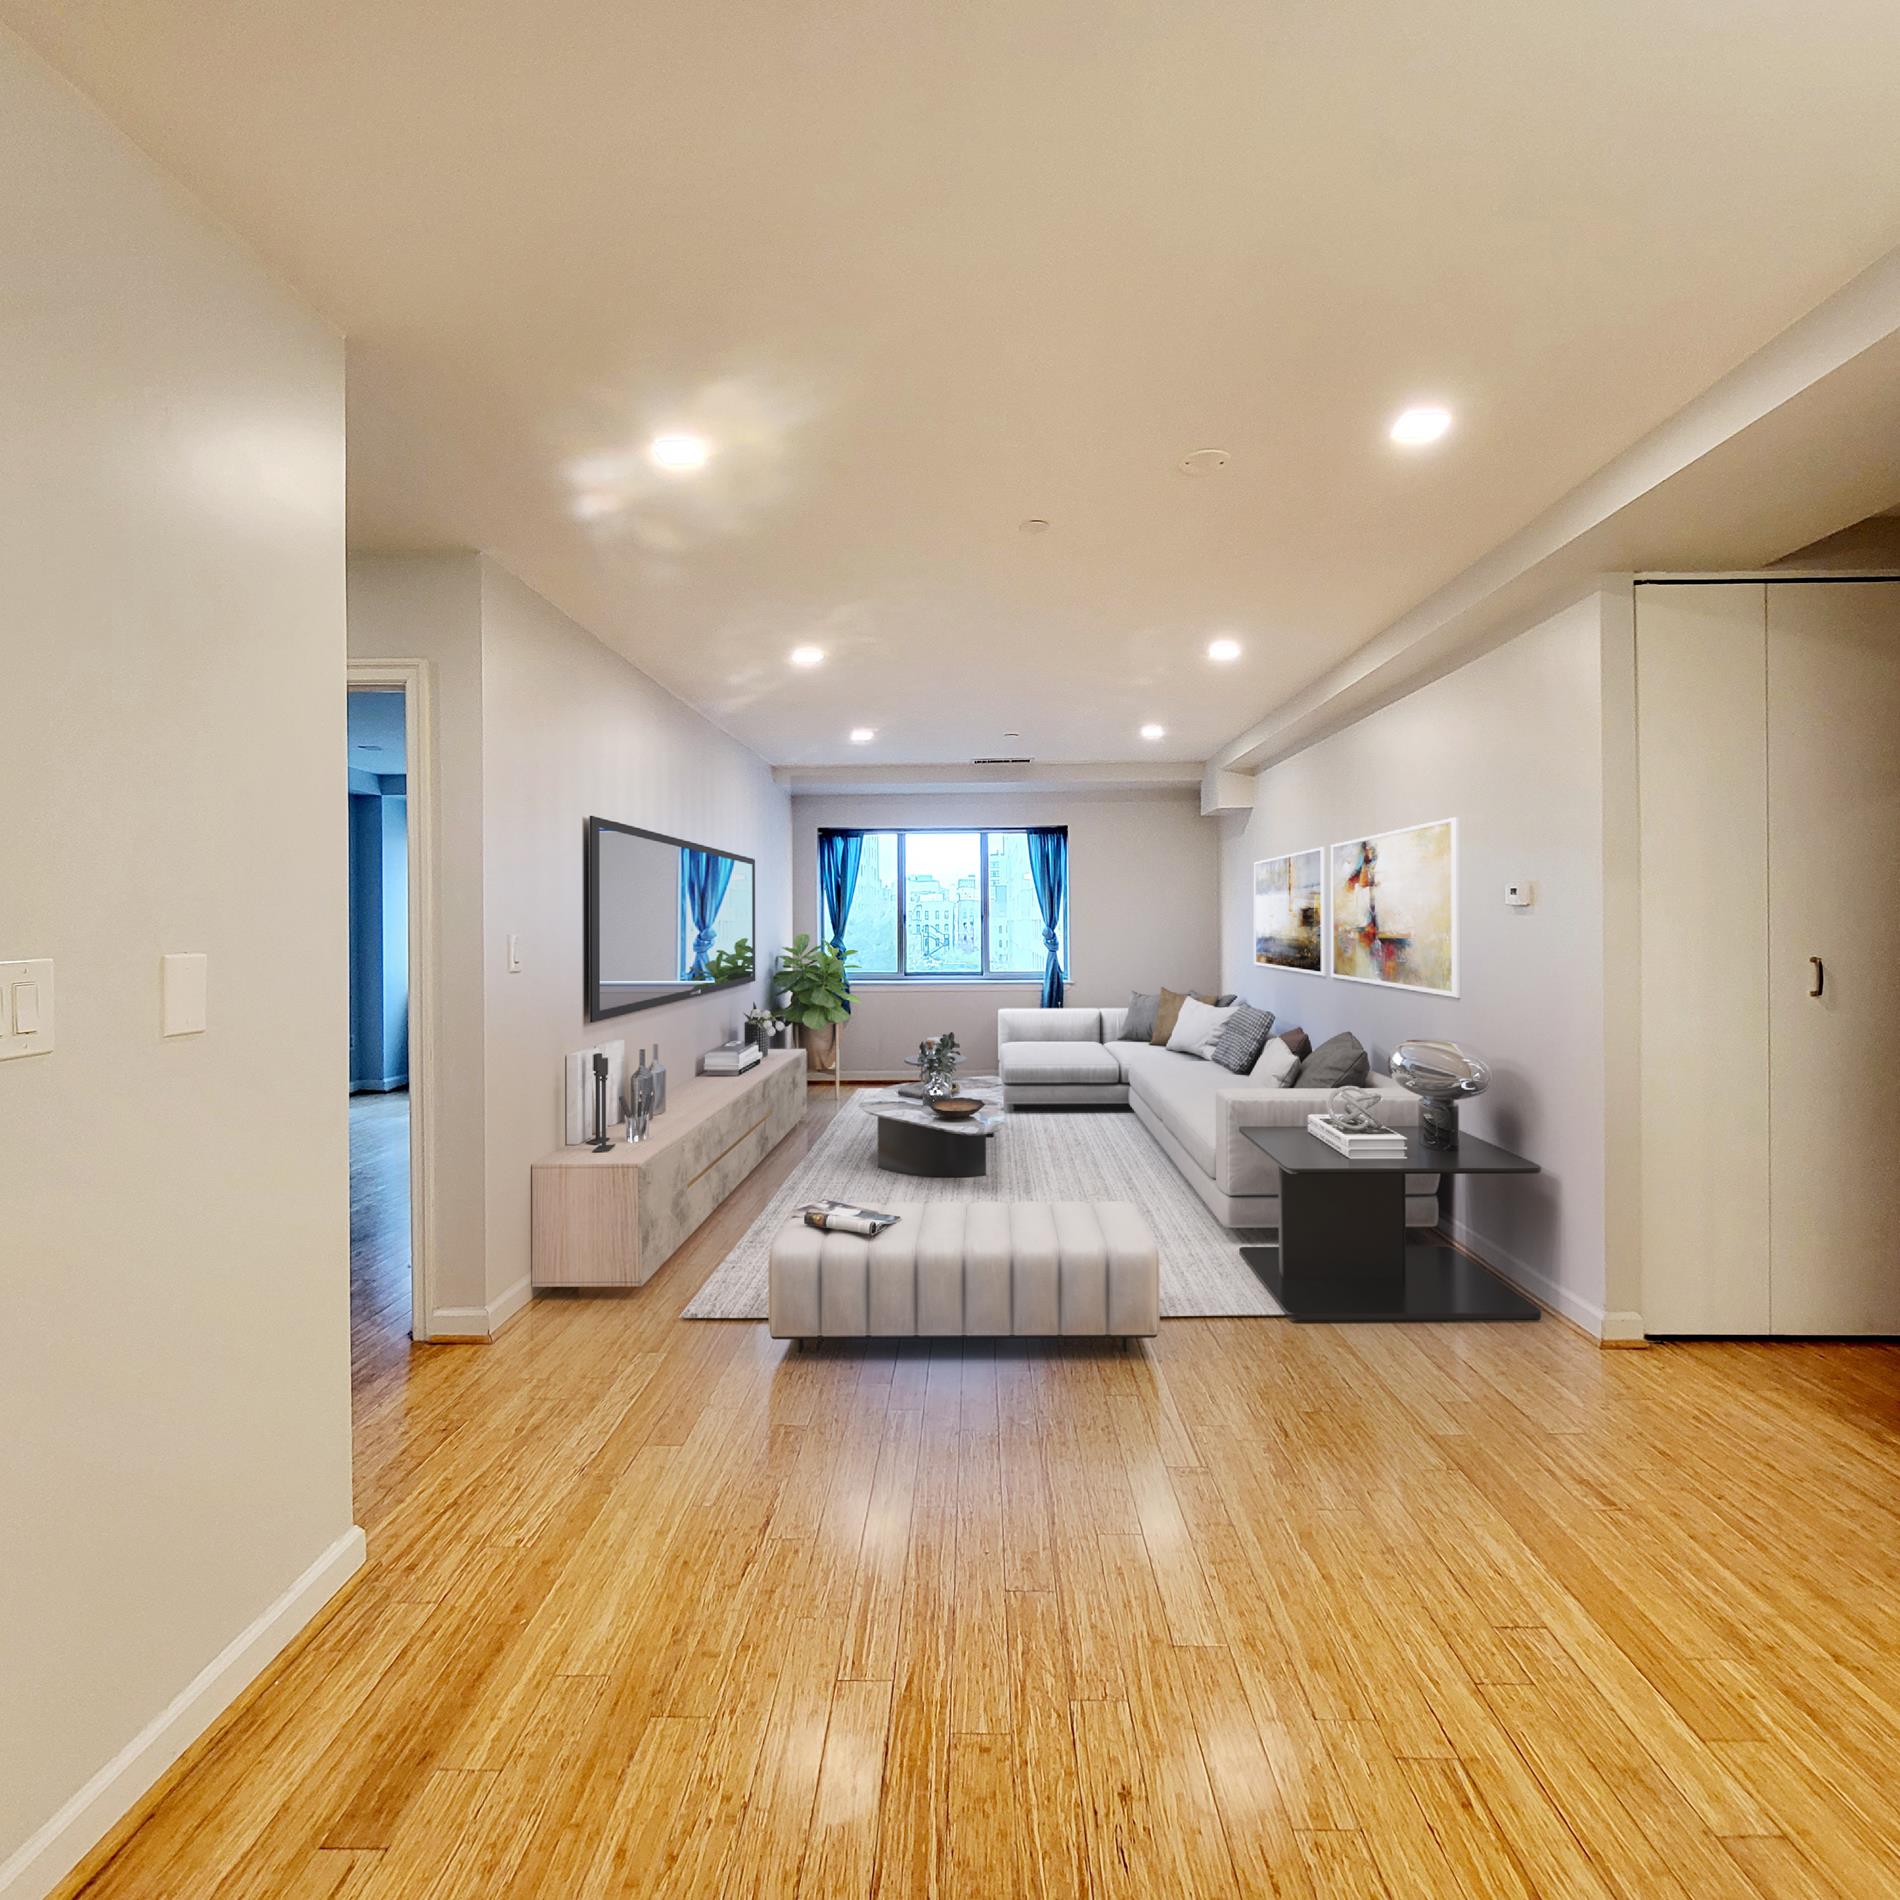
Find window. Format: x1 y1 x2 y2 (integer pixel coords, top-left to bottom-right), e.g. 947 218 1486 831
820 827 1068 980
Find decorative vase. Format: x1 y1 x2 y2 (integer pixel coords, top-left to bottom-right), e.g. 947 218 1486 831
749 1021 772 1059
798 1021 840 1074
1390 1039 1490 1151
922 1066 956 1101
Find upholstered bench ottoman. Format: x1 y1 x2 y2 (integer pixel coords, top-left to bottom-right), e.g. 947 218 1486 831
767 1201 1159 1340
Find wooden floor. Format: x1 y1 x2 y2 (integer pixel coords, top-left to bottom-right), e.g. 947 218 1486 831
349 1089 411 1370
65 1088 1900 1898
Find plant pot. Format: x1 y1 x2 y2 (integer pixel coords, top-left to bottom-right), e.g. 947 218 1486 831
749 1023 772 1059
797 1021 840 1075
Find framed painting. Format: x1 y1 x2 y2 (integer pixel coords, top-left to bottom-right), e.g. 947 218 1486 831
1330 819 1457 996
1253 849 1325 974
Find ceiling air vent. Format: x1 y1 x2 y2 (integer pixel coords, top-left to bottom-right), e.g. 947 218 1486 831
971 756 1033 766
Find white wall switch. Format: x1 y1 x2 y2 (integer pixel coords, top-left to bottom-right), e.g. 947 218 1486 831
0 959 54 1060
507 933 522 973
1504 881 1535 909
161 953 209 1036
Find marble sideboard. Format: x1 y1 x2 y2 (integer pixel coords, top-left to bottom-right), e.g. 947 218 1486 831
531 1048 806 1287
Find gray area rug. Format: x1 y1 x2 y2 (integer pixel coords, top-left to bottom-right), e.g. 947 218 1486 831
682 1098 1283 1320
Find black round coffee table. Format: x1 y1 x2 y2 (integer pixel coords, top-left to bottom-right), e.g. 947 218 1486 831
861 1080 1003 1178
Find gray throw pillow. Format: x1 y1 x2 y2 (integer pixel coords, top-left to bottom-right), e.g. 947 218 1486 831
1214 993 1238 1007
1212 1004 1275 1074
1296 1030 1370 1090
1122 991 1160 1041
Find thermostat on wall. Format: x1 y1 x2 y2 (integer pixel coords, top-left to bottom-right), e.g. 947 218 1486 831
1504 882 1535 909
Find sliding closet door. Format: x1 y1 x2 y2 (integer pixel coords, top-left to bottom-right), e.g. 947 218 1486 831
1767 581 1900 1334
1636 583 1772 1333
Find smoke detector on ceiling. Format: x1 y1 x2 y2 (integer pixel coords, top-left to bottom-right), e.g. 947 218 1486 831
971 756 1033 766
1179 448 1230 476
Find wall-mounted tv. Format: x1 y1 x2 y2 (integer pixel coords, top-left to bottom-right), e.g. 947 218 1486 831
584 817 755 1021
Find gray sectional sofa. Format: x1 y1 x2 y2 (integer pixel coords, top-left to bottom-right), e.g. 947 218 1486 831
997 1006 1440 1230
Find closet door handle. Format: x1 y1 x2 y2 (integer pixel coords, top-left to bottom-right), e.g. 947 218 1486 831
1809 956 1825 999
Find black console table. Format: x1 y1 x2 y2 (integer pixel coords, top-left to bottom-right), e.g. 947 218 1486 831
1240 1126 1541 1322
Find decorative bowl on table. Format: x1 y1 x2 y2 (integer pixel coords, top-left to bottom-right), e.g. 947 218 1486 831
927 1095 984 1120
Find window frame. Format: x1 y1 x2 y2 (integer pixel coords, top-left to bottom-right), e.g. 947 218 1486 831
821 824 1069 983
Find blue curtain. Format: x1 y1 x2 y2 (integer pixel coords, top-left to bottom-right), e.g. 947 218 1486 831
682 848 735 979
817 830 864 1000
1026 827 1067 1008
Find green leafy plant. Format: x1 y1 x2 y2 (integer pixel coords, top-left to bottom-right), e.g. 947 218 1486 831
772 933 855 1029
702 938 754 985
919 1031 960 1083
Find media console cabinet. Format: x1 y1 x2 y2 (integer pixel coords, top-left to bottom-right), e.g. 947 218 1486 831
531 1048 806 1288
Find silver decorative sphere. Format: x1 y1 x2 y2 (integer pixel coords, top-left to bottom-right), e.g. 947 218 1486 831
1390 1040 1488 1149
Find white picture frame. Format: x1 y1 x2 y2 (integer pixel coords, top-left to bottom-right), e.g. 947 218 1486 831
1252 847 1327 975
1328 818 1459 998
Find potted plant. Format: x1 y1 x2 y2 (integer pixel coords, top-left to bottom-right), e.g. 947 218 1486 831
744 1005 776 1059
917 1031 961 1098
771 933 855 1075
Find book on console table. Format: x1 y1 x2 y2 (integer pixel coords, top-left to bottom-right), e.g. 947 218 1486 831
700 1039 763 1075
1306 1113 1408 1159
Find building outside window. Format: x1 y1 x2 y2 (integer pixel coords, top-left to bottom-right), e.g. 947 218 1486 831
822 827 1068 979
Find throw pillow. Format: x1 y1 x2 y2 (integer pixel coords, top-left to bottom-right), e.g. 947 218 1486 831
1150 986 1215 1044
1214 993 1238 1007
1121 990 1161 1042
1276 1026 1312 1062
1250 1036 1303 1087
1212 1004 1276 1074
1297 1030 1371 1090
1167 997 1238 1060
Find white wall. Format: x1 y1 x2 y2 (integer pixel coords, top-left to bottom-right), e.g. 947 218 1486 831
347 552 489 1325
792 791 1220 1074
1219 594 1615 1331
0 31 357 1898
478 562 792 1313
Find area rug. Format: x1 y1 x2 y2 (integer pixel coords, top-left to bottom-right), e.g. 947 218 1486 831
682 1099 1283 1320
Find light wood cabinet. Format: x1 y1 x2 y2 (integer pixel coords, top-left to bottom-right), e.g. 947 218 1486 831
531 1049 806 1287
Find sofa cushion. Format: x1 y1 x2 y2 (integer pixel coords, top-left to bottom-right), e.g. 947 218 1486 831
1123 1047 1238 1177
999 1040 1123 1087
1296 1030 1370 1089
1151 987 1215 1045
1167 997 1237 1060
1249 1035 1302 1086
1213 1004 1275 1074
997 1007 1102 1044
1098 1005 1128 1041
1121 991 1160 1041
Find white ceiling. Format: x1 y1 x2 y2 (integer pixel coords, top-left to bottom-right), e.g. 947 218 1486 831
11 0 1900 766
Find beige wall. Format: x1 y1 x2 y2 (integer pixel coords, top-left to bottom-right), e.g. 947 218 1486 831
347 552 489 1325
477 562 792 1310
0 31 356 1895
1218 594 1618 1332
791 791 1220 1075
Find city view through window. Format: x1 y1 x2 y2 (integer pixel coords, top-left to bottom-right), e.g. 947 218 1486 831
830 829 1067 978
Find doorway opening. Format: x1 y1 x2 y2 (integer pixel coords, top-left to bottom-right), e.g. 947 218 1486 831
348 686 413 1356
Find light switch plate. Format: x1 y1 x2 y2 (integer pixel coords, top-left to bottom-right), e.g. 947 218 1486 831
162 953 209 1036
1504 881 1535 909
0 959 55 1059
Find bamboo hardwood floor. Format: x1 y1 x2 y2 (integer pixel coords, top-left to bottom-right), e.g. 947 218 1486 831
62 1087 1900 1898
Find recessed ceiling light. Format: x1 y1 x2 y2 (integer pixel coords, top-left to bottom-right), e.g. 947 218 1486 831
849 727 876 745
1389 405 1452 446
1019 518 1050 534
788 645 825 667
1207 637 1242 663
1140 723 1166 741
647 431 711 472
1180 448 1230 476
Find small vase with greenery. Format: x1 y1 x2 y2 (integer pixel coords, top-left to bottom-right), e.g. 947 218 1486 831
771 934 855 1072
918 1031 961 1098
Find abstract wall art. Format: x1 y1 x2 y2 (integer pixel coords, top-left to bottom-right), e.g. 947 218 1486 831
1330 819 1457 995
1253 848 1326 974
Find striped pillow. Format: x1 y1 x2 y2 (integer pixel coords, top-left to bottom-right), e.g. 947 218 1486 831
1211 1003 1275 1074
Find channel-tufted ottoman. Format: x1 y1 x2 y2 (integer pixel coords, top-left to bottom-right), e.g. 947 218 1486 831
767 1201 1159 1340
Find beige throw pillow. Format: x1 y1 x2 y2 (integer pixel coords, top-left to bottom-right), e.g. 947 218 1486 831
1150 987 1215 1045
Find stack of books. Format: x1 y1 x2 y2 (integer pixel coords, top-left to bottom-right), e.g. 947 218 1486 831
700 1039 762 1075
1306 1113 1408 1159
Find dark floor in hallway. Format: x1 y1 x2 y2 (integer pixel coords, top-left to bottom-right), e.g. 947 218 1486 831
350 1090 411 1366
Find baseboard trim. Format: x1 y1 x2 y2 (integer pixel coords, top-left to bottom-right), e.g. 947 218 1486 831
488 1274 533 1336
428 1274 533 1342
1440 1213 1610 1339
0 1525 365 1900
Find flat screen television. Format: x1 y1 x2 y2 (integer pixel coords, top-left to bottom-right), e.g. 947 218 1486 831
584 817 755 1021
